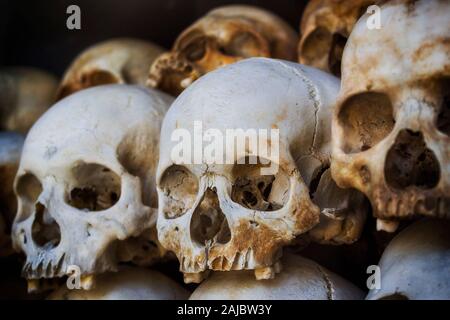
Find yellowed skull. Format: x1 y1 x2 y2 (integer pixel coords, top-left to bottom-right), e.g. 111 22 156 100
298 0 374 77
148 5 298 96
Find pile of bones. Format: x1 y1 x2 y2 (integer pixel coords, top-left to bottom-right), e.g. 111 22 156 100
0 0 449 300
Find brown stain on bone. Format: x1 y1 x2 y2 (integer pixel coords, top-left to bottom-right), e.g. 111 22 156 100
275 108 288 123
208 219 287 269
413 37 450 63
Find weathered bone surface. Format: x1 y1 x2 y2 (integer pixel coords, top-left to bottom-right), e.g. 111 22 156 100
331 0 450 224
367 219 450 300
0 132 25 255
48 267 189 300
148 5 298 96
157 57 366 283
298 0 374 77
57 38 164 100
190 253 364 300
0 67 58 133
12 85 173 281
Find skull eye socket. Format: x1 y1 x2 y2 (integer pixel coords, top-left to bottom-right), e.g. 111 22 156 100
338 92 395 153
159 165 198 219
66 163 121 211
190 188 231 246
231 157 289 211
80 70 118 87
183 37 208 62
437 79 450 136
300 27 332 67
15 173 43 222
225 32 264 58
57 70 118 100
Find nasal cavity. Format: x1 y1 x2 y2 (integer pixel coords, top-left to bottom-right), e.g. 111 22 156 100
190 188 231 246
31 202 61 249
385 129 440 190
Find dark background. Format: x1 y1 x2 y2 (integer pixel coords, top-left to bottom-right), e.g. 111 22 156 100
0 0 307 77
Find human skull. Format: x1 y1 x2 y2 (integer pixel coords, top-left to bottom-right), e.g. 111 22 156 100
48 267 189 300
331 0 450 228
298 0 374 77
0 67 58 133
0 132 24 255
190 253 364 300
148 5 298 96
12 85 173 283
366 219 450 300
56 38 164 100
157 58 366 283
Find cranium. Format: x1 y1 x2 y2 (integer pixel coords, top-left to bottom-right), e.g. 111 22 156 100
12 85 173 284
48 266 189 300
148 5 298 96
157 57 366 283
0 132 24 255
332 0 450 229
190 253 364 300
366 219 450 300
298 0 375 77
56 38 164 100
0 67 57 133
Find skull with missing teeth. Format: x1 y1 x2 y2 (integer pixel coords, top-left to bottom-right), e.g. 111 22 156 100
147 5 298 96
298 0 375 77
12 85 172 282
331 0 450 227
156 58 366 283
